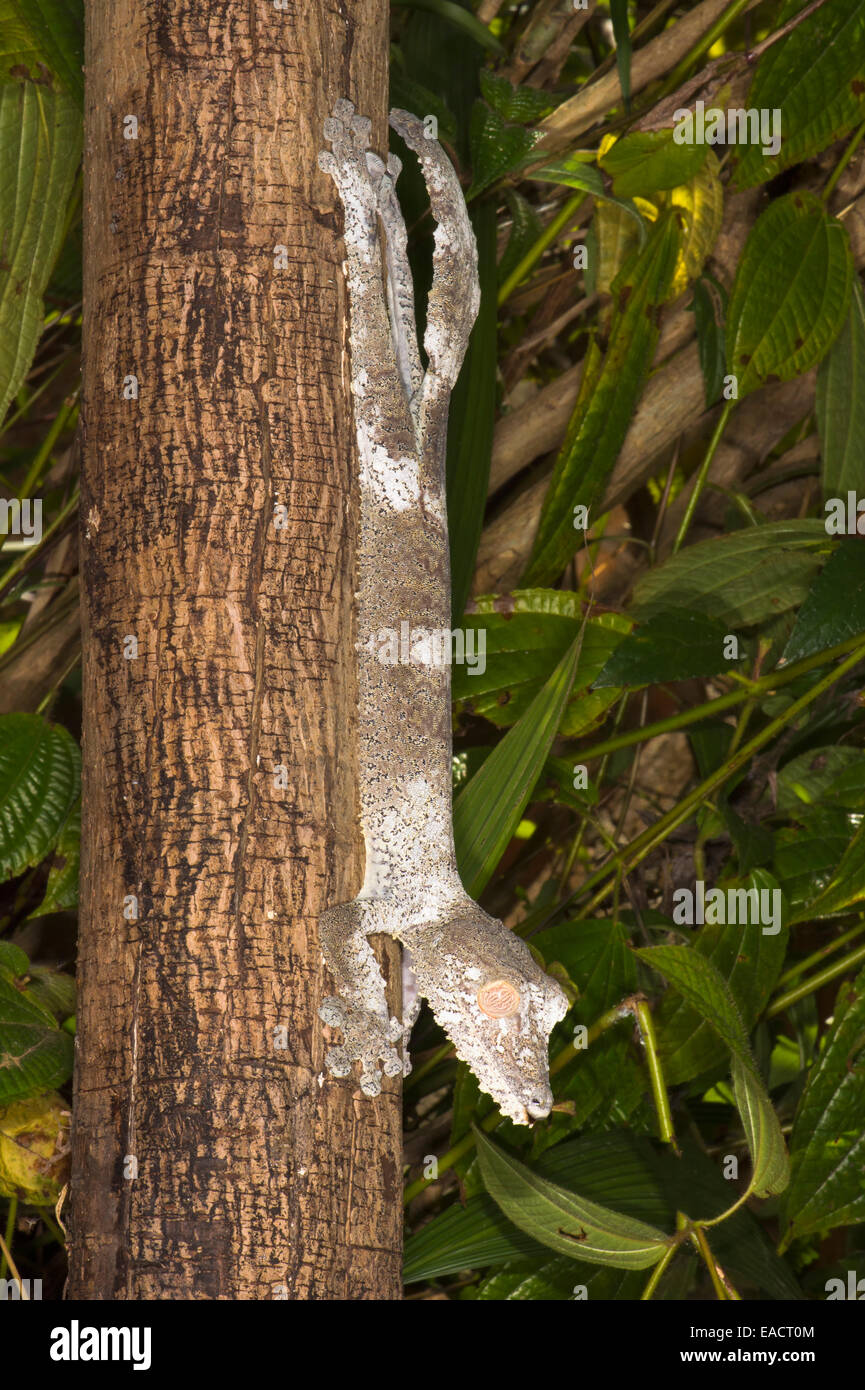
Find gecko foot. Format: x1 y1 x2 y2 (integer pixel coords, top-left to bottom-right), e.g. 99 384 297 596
319 994 409 1096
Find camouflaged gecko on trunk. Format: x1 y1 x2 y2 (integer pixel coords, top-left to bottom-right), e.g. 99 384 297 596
317 100 568 1126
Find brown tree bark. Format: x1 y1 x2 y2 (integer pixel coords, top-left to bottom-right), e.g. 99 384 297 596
69 0 401 1299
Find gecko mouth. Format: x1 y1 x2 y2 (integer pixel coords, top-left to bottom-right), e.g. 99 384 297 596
526 1090 553 1121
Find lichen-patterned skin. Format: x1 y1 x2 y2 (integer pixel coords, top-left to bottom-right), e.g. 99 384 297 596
317 101 568 1126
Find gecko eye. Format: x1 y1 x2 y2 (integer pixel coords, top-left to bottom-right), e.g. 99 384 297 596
477 979 521 1018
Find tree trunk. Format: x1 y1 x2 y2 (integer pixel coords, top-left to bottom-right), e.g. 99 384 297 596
69 0 401 1299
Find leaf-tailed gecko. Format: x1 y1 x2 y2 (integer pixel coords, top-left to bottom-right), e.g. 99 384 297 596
316 100 568 1126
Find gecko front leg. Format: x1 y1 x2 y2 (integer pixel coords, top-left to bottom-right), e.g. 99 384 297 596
318 899 410 1096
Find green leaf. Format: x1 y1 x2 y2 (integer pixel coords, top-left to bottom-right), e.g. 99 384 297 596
452 592 629 733
732 0 865 190
817 277 865 500
29 793 80 916
529 155 647 242
389 71 457 147
690 273 728 407
784 540 865 664
609 0 632 113
600 129 708 199
799 819 865 920
453 629 583 896
0 713 80 882
593 609 737 688
474 1126 672 1269
726 192 853 400
522 213 680 587
498 189 541 287
392 0 505 55
731 1053 791 1199
447 200 497 619
468 100 542 199
631 520 828 628
0 81 82 425
532 919 636 1023
781 968 865 1248
472 1255 642 1300
637 943 758 1074
0 957 74 1104
0 0 84 102
774 808 854 915
478 70 557 124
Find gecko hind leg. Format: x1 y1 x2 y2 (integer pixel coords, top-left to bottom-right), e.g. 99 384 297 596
319 898 410 1096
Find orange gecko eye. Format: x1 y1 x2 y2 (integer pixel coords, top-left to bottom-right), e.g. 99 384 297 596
477 979 521 1018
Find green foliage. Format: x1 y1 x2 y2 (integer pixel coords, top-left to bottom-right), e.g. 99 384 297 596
400 0 865 1303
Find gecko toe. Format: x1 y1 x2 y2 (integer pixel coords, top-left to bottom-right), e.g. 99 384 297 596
319 996 346 1028
360 1069 382 1097
325 1045 352 1078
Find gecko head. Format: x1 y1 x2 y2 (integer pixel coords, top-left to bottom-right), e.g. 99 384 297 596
417 910 570 1126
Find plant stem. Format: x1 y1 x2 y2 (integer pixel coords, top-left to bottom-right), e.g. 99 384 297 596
635 998 679 1152
577 638 865 918
777 918 865 986
640 1238 680 1300
0 488 79 602
690 1222 740 1300
823 118 865 203
578 632 865 765
672 399 734 554
498 193 586 306
653 0 752 102
767 940 865 1018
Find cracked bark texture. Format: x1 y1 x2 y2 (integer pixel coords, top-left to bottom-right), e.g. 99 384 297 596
70 0 401 1299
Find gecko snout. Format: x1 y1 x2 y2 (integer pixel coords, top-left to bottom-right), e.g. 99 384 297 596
526 1087 553 1120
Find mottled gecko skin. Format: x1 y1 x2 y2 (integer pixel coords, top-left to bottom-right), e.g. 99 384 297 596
317 101 568 1126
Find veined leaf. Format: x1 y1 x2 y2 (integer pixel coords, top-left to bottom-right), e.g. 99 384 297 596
0 958 73 1104
798 819 865 921
522 213 680 587
452 593 629 732
29 794 80 917
474 1127 672 1269
640 897 787 1086
784 539 865 663
454 628 583 896
0 713 80 882
593 609 736 689
731 1053 791 1199
691 274 729 407
479 70 557 124
780 968 865 1248
637 944 757 1072
732 0 865 189
631 521 828 628
726 192 853 400
468 99 541 199
669 151 723 297
817 278 865 499
599 129 708 198
498 189 542 287
0 0 84 102
0 81 82 424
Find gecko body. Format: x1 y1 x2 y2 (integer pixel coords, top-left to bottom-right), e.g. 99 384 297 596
317 101 568 1126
